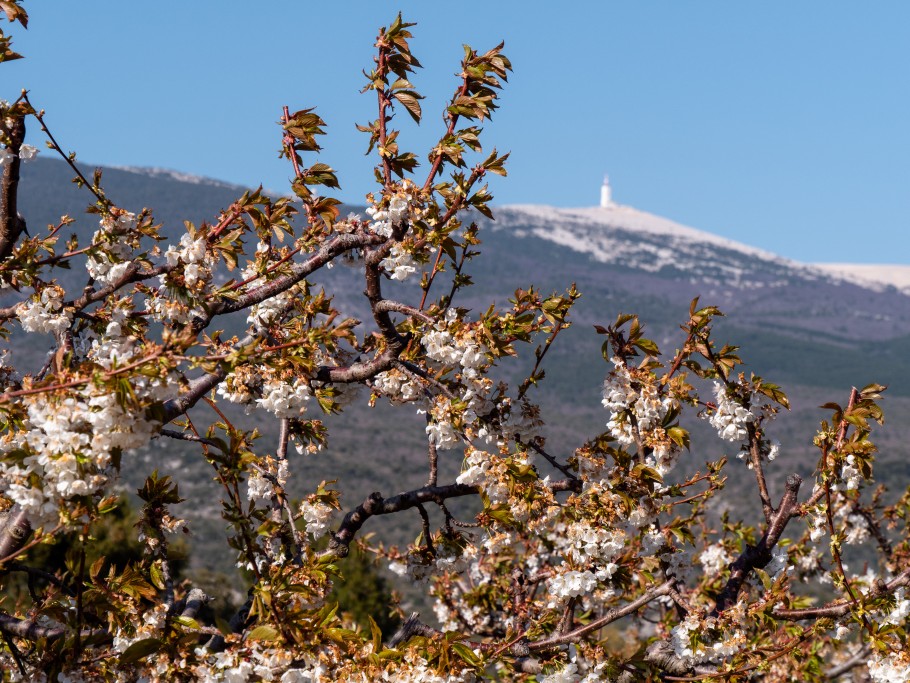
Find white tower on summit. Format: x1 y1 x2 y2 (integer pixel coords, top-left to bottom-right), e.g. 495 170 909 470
600 174 613 208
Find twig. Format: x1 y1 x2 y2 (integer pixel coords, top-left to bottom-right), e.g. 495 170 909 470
425 414 438 487
1 630 26 677
825 644 871 679
281 106 303 180
529 580 674 650
746 423 774 524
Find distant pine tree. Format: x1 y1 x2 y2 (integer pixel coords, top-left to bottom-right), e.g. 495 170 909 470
329 546 400 638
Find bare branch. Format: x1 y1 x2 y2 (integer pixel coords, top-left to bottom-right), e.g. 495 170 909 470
0 506 32 562
0 116 26 261
713 474 802 614
323 478 580 558
529 580 674 650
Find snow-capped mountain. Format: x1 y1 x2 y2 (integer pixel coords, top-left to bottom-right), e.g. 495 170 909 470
15 158 910 394
496 203 909 296
107 165 246 190
468 203 910 347
810 263 910 295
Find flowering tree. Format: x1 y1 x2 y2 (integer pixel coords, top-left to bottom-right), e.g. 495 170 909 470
1 6 908 682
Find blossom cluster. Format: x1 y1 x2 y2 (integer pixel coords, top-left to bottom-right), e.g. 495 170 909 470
247 286 296 333
366 192 411 239
601 356 679 475
707 382 755 442
379 244 419 281
147 231 215 325
868 649 910 683
112 603 169 654
257 380 312 419
373 368 422 403
2 383 172 527
0 142 37 166
299 498 335 540
86 211 139 286
698 542 733 575
219 367 313 422
456 449 509 505
16 284 72 335
670 611 747 667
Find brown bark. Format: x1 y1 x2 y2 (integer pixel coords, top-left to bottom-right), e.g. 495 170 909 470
0 117 26 261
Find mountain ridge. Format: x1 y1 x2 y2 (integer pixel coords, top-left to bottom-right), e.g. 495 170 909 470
499 203 908 295
103 162 908 293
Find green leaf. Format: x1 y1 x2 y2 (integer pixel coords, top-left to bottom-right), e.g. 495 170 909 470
247 625 281 642
149 562 165 590
390 78 414 91
756 382 790 410
119 638 162 664
667 426 690 450
451 641 482 666
860 383 887 399
172 615 200 630
369 615 383 653
634 337 660 356
215 616 232 636
632 463 663 485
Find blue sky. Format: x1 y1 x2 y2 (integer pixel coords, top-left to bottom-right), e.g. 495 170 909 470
5 2 909 264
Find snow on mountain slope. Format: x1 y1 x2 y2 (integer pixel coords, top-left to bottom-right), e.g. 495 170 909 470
496 204 812 289
504 203 779 261
107 165 246 190
810 263 910 295
496 203 902 296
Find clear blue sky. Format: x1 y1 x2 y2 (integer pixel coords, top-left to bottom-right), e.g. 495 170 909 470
5 1 909 264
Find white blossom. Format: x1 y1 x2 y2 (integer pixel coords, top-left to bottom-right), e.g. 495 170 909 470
868 650 910 683
698 543 733 576
546 569 598 601
17 286 72 335
380 244 418 281
247 288 294 332
247 470 273 504
670 613 746 666
708 382 755 442
373 369 422 403
540 662 578 683
365 204 393 238
765 544 790 580
17 144 38 161
836 454 862 491
299 500 334 540
883 587 910 626
256 380 311 419
426 419 460 450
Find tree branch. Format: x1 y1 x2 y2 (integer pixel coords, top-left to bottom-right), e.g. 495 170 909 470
323 478 579 558
713 474 802 614
0 505 32 562
528 580 674 650
0 116 26 261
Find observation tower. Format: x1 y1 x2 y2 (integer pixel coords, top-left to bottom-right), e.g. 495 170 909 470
600 175 613 208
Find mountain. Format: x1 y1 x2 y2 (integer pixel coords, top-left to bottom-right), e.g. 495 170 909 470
11 158 910 583
811 263 910 295
471 203 910 394
493 203 910 342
